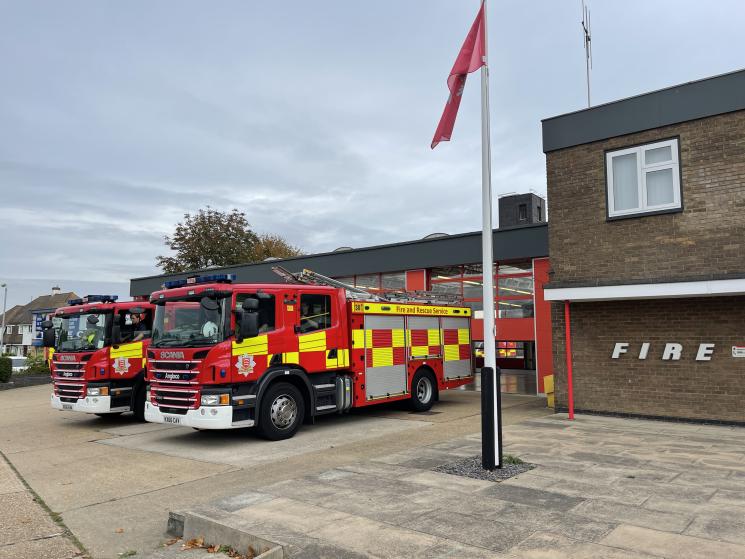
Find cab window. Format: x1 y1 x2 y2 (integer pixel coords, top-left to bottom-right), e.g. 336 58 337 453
299 294 331 333
119 309 152 342
236 293 276 333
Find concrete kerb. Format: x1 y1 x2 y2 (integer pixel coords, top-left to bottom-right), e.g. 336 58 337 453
170 507 283 559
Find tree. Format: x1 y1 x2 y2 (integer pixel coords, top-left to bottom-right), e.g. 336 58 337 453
156 207 302 273
254 233 303 261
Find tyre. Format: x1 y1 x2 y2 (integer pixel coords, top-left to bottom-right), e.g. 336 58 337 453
410 369 436 412
257 382 305 440
132 384 146 422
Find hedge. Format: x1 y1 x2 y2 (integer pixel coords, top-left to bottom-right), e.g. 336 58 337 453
0 357 11 383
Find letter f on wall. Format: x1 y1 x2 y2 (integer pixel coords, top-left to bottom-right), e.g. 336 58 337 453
612 343 629 359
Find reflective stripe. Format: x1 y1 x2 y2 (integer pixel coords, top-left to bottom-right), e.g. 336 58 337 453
372 347 393 367
282 351 300 363
299 331 326 352
110 341 143 359
352 330 365 348
351 301 471 317
458 328 470 345
391 329 405 348
232 335 268 356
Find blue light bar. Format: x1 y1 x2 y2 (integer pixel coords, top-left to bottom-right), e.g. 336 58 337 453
163 274 236 289
67 295 118 305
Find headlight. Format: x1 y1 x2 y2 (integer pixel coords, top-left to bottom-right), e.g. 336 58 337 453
200 394 230 406
87 387 109 397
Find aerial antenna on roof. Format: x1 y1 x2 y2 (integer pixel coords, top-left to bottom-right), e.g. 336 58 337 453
581 0 593 107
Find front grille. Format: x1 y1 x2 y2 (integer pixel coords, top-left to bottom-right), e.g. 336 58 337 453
51 360 85 378
53 378 86 401
150 358 202 410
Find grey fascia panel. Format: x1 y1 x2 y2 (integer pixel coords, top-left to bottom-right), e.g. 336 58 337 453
542 68 745 153
129 223 548 297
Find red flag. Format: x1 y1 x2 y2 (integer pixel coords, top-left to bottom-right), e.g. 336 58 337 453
431 4 486 149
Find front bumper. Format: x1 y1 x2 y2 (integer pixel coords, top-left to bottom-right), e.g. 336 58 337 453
144 401 254 429
51 394 123 414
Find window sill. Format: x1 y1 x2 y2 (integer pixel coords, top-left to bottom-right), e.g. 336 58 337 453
606 206 683 222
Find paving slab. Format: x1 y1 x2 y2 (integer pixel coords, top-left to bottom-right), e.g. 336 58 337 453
571 498 692 533
482 483 586 512
684 509 745 546
603 524 745 559
511 530 660 559
100 415 431 467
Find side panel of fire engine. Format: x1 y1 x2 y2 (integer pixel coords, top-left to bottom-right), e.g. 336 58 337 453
363 315 407 400
441 316 472 379
406 316 441 360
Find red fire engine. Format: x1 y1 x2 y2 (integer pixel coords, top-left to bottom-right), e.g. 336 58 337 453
144 269 474 440
42 295 155 419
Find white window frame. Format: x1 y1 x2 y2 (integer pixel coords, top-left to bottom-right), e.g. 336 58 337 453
606 138 681 218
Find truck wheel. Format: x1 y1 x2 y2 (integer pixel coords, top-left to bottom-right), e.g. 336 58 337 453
132 384 146 422
410 370 436 412
257 382 304 440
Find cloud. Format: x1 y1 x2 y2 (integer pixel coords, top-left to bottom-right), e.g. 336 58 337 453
1 0 743 293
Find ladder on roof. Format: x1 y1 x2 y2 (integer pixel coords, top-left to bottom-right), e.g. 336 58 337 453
271 266 464 306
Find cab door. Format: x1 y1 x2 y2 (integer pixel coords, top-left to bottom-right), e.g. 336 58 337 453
231 290 282 382
296 290 345 372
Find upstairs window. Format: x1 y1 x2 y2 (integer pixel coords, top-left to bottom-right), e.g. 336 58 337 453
606 138 681 218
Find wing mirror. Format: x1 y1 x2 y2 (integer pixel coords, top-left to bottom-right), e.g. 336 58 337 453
112 315 122 344
42 325 56 348
235 299 259 344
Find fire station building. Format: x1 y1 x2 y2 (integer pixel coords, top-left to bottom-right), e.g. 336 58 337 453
129 199 553 397
543 69 745 423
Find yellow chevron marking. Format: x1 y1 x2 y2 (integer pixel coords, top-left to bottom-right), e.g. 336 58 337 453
428 329 441 346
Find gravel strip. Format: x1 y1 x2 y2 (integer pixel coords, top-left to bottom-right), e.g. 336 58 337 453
433 455 535 482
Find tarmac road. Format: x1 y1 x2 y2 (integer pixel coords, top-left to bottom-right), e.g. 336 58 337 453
0 384 548 558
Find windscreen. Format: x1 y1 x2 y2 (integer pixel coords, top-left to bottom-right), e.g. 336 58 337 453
151 298 227 348
57 313 109 351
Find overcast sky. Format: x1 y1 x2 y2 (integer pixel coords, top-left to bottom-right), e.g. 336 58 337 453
1 0 743 309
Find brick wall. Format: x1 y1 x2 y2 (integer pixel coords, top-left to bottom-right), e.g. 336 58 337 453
552 297 745 422
546 110 745 288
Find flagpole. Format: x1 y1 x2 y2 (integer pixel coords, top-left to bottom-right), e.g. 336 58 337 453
479 0 501 469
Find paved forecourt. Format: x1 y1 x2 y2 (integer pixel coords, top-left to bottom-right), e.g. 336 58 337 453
0 383 546 558
165 414 745 558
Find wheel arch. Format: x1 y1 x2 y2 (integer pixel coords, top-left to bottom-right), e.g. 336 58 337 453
256 367 314 424
413 365 439 401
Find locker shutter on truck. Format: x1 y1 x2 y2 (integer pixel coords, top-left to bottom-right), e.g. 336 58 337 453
364 315 406 399
441 316 471 379
406 316 441 359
